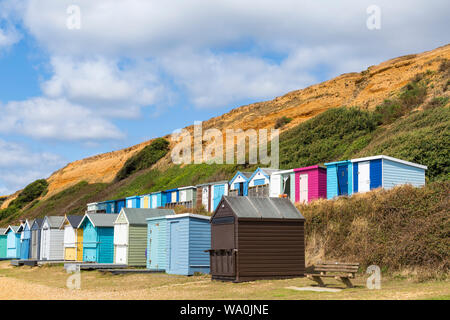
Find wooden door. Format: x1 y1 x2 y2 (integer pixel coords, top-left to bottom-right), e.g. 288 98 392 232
76 229 83 261
299 174 308 203
358 161 371 193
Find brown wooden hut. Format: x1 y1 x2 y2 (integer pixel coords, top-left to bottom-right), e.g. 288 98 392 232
209 196 305 282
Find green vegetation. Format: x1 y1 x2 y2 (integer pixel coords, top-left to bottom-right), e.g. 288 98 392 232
279 107 379 169
115 138 170 181
275 116 292 129
0 179 49 222
299 181 450 279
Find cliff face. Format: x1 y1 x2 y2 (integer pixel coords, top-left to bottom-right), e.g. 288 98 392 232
2 44 448 207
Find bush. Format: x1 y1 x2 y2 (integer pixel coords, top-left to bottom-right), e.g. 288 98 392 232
299 181 450 277
9 179 48 209
274 116 292 129
279 107 379 168
115 138 170 181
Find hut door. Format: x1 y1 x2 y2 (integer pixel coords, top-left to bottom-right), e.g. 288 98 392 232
169 222 180 272
358 161 371 193
337 165 349 195
299 174 308 203
213 185 224 211
202 187 209 210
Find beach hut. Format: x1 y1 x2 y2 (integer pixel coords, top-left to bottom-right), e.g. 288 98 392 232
0 228 7 258
196 181 229 212
126 196 141 209
167 214 210 275
269 169 296 202
114 208 173 266
140 194 151 208
163 188 179 208
115 199 126 214
101 200 116 213
5 225 21 259
351 155 427 194
87 202 107 213
30 218 43 260
40 216 65 260
248 168 281 197
172 186 196 209
78 213 118 263
209 196 305 282
147 213 211 275
293 165 327 203
60 215 83 261
20 219 33 260
146 216 169 271
325 160 353 199
228 171 252 196
150 192 163 209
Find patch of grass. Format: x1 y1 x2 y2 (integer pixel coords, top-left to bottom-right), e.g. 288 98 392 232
279 107 379 169
274 116 293 129
115 138 170 181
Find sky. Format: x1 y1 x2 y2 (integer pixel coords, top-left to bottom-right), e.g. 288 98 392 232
0 0 448 195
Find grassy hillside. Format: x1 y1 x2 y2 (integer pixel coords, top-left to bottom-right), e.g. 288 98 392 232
299 181 449 279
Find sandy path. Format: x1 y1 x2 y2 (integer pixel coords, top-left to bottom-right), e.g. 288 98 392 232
0 275 210 300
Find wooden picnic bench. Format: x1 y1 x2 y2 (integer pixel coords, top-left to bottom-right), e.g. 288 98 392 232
305 262 360 288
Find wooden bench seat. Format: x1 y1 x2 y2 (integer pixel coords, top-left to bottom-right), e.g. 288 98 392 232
305 262 360 288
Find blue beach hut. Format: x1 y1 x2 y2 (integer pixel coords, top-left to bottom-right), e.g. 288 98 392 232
126 196 141 208
78 213 118 263
325 160 353 199
147 213 211 275
6 225 21 259
351 155 427 193
150 192 163 208
20 219 33 260
229 171 253 196
0 228 7 259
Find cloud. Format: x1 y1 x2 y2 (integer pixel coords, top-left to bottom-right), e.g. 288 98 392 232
0 97 124 141
41 56 168 118
0 139 66 195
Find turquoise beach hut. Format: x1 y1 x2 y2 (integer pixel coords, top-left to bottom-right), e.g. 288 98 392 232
78 213 118 263
6 225 22 259
0 228 7 258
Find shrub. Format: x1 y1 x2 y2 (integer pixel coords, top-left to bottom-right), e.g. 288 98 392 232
9 179 48 209
115 138 170 181
274 116 293 129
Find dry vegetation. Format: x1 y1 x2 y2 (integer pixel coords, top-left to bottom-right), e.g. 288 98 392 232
299 182 450 280
0 261 448 300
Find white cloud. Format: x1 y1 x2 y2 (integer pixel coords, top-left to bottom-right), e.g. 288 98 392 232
0 97 124 141
0 139 66 195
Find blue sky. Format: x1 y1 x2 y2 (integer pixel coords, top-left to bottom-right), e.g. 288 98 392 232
0 0 448 195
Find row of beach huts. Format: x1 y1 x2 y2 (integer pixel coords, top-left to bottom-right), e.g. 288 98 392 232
0 155 427 282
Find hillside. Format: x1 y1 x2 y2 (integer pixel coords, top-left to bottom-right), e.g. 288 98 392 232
2 44 448 208
0 44 448 225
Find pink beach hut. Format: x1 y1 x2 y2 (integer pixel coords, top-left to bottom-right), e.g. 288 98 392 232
294 165 327 203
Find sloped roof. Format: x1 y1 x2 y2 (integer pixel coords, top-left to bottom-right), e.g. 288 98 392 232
45 216 65 228
221 196 304 220
26 219 35 229
80 213 119 228
0 228 7 235
6 225 20 233
196 180 229 187
32 218 44 230
118 208 175 225
66 215 83 228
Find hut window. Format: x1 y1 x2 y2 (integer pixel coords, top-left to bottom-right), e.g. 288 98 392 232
212 216 235 225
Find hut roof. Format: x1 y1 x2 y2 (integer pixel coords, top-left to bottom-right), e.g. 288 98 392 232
65 215 83 228
79 213 119 228
118 208 175 225
45 216 65 228
221 196 304 220
5 225 20 233
0 228 7 235
32 218 44 229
